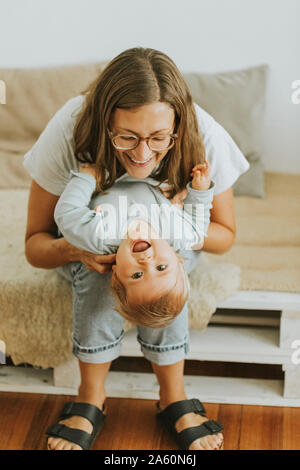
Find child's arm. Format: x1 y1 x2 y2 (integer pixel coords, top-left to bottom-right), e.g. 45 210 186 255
54 165 107 254
181 160 215 250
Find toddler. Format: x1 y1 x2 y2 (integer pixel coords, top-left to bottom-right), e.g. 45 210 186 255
54 161 214 327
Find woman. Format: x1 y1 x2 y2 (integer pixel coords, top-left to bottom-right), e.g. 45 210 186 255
24 47 249 451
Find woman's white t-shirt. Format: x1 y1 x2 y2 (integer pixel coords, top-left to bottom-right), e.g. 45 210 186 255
23 95 249 196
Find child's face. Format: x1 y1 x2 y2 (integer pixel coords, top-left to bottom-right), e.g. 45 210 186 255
112 221 183 304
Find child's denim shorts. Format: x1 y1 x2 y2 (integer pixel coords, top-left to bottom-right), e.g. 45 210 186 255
56 249 202 366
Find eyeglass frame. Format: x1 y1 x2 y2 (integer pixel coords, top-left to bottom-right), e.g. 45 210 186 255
107 129 178 151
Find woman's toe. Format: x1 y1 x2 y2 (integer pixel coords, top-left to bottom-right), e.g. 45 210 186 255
70 443 82 450
201 437 212 450
47 437 57 450
210 436 219 449
55 440 66 450
189 437 207 450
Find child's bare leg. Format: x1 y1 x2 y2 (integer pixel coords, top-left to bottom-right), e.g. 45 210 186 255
151 360 224 450
47 360 111 450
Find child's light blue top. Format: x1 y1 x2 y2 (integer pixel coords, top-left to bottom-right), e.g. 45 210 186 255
54 171 215 254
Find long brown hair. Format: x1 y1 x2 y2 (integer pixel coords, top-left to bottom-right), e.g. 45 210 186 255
73 47 205 198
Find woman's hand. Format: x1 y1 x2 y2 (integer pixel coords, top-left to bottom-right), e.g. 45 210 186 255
59 237 116 274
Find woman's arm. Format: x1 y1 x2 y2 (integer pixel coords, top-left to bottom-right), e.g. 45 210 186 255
25 180 116 272
202 187 236 254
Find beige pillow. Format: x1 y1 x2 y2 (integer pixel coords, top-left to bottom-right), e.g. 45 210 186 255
184 64 269 197
0 63 107 189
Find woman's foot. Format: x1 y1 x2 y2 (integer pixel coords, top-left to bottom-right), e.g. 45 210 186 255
158 400 224 450
47 395 106 450
47 360 111 450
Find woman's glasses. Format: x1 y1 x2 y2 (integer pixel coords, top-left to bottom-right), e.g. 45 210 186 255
108 130 178 151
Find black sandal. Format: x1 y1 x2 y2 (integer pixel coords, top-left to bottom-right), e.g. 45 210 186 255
156 398 224 450
46 401 106 450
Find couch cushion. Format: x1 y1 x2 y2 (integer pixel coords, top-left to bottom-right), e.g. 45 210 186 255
184 65 269 198
0 63 107 189
207 172 300 291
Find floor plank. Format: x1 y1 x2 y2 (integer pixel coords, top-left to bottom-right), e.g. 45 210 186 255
282 407 300 450
239 405 283 450
98 398 163 450
218 403 242 450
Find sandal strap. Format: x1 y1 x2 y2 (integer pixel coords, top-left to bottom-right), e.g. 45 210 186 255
59 401 105 432
46 401 106 450
177 420 224 449
46 423 93 450
157 398 206 428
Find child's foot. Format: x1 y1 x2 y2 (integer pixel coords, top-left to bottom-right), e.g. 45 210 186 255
47 398 106 450
158 401 223 450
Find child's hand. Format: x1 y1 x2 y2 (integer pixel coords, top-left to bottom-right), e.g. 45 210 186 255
79 163 97 178
190 160 211 191
94 205 103 215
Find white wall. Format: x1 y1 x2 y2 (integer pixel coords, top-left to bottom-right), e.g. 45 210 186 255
0 0 299 173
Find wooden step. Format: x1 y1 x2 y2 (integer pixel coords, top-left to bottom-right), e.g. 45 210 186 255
217 290 300 310
121 324 293 365
1 366 300 407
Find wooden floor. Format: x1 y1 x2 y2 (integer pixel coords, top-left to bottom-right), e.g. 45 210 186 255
0 358 299 450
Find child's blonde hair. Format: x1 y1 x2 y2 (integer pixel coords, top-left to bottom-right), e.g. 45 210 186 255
110 254 190 328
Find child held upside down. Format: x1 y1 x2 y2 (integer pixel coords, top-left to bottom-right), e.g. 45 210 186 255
54 160 214 328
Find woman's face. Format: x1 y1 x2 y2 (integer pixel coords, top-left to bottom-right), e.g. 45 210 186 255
110 102 175 179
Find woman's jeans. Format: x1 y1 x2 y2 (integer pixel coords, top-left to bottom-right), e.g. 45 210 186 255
56 250 201 366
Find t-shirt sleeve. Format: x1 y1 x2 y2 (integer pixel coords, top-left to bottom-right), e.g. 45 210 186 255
194 103 250 195
23 97 82 195
54 171 108 254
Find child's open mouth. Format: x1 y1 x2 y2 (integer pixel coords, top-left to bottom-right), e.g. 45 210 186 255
132 240 151 252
